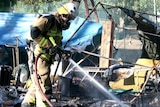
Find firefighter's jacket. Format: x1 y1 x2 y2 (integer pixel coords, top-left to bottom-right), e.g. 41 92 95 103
30 14 63 62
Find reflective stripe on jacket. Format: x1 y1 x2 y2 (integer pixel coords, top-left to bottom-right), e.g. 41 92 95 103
31 14 63 61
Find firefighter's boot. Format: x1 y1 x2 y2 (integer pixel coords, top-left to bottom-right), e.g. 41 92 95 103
21 84 36 107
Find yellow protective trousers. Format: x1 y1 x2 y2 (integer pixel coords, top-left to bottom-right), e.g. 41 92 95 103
22 56 52 107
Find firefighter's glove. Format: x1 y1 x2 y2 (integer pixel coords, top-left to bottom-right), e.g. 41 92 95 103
49 46 56 55
61 50 72 60
49 46 61 56
26 39 33 47
119 7 135 18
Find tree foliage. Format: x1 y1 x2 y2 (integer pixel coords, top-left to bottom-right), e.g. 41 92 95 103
0 0 159 17
0 0 16 12
13 0 68 13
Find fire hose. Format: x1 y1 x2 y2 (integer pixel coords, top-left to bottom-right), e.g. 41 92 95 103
34 53 53 107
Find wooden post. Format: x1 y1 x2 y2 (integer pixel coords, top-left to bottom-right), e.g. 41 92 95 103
15 38 19 67
5 38 19 69
99 20 114 69
12 48 15 68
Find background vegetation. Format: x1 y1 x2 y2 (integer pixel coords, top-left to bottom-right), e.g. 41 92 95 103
0 0 159 15
0 0 158 25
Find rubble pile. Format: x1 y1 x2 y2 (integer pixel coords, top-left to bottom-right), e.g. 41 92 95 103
0 86 22 106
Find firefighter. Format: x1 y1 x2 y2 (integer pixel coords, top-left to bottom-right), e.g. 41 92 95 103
21 2 78 107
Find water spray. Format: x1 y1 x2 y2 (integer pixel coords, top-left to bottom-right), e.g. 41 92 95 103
68 58 126 107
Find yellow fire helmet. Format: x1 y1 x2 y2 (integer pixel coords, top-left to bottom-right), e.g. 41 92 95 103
57 2 78 19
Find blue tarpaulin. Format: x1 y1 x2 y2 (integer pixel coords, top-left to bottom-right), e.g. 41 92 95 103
0 12 36 46
0 12 102 50
62 17 102 50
